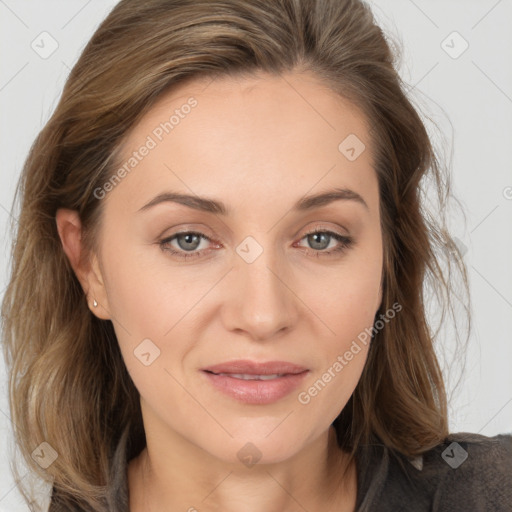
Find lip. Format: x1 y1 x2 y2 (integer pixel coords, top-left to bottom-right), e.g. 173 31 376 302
201 359 309 405
202 360 308 375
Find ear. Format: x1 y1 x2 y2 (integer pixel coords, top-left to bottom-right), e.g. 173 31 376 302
55 208 111 320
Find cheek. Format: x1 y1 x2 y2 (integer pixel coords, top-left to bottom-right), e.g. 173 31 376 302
101 237 222 397
101 235 199 338
305 255 381 345
299 222 382 332
98 241 179 379
294 252 381 413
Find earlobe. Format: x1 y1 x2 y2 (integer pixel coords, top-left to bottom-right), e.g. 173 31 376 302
55 208 111 320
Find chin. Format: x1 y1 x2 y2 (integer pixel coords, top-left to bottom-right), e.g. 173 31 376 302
195 422 318 467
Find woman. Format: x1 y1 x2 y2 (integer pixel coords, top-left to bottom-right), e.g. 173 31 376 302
2 0 511 511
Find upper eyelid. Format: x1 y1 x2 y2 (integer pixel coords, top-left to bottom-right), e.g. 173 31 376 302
162 226 346 240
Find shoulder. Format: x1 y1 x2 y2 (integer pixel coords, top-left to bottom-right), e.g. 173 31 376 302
357 432 512 512
421 432 512 511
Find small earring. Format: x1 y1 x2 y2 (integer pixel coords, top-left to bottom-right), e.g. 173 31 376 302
93 299 98 308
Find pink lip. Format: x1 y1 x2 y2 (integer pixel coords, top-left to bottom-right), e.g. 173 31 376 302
201 360 309 405
203 360 308 375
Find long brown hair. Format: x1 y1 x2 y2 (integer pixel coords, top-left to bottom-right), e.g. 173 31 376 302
1 0 470 509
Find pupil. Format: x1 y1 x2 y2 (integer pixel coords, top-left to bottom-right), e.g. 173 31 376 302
179 233 200 251
310 233 329 250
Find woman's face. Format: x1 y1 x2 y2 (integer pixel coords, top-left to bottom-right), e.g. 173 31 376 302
88 71 382 464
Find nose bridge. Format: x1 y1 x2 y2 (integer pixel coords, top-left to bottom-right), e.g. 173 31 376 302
226 235 298 339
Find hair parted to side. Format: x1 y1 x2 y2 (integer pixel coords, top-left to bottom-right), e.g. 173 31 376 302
1 0 470 510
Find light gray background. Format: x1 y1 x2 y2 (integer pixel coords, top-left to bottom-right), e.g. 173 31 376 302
1 0 511 510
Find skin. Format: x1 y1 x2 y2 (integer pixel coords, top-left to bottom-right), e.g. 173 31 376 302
56 70 383 512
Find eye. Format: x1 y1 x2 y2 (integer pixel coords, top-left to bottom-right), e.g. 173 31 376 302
295 229 354 257
159 231 216 260
158 228 354 261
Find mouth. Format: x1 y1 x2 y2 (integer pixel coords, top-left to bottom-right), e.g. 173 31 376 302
201 360 309 405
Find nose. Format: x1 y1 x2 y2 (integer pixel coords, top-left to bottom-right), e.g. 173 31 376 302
221 243 300 342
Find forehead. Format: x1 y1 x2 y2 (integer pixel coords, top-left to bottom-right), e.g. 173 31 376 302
108 71 377 213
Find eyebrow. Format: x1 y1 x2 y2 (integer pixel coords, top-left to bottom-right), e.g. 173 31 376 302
137 187 369 215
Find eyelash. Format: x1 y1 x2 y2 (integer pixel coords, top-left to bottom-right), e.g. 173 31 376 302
158 228 354 261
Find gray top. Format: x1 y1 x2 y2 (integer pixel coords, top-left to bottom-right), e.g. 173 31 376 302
48 430 512 511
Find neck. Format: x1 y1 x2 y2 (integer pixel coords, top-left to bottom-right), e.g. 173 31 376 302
128 425 357 512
